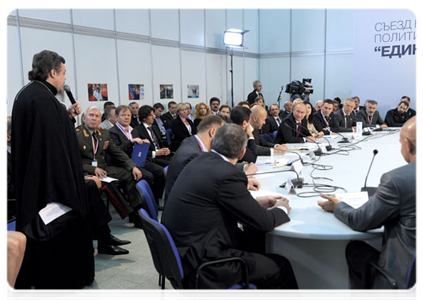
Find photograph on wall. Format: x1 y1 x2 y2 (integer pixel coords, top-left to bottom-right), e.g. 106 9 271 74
88 83 108 101
160 84 173 99
129 84 144 100
187 84 199 98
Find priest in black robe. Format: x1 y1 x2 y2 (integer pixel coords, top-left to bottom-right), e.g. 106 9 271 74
11 50 94 289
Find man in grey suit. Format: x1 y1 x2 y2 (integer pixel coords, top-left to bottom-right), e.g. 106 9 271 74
318 116 416 289
355 100 388 128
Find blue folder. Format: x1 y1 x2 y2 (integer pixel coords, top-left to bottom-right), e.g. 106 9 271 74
131 142 149 167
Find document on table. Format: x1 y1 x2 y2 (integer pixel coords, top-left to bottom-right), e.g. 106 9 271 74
39 202 73 225
335 191 369 209
250 189 282 199
100 176 119 183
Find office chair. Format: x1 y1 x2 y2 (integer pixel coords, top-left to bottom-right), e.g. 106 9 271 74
136 180 159 221
7 218 16 231
166 129 173 147
139 209 256 289
273 130 278 140
261 133 272 143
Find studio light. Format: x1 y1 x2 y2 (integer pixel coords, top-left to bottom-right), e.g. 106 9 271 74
223 28 249 48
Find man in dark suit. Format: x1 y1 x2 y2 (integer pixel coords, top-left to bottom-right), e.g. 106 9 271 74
132 105 172 166
318 116 416 289
162 124 298 289
262 104 282 135
209 97 221 115
351 96 365 118
230 106 258 163
279 100 293 119
355 100 388 128
250 106 287 155
385 101 409 127
161 101 177 129
400 96 416 120
247 80 264 106
274 102 315 144
334 98 357 132
312 99 339 135
129 102 140 128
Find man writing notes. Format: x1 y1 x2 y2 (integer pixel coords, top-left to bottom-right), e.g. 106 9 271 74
318 116 416 289
162 124 298 289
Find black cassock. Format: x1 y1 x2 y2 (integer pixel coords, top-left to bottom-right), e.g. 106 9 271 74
11 80 94 289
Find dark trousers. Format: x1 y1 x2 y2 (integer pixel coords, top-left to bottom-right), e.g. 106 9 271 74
85 180 112 240
142 160 165 202
105 166 142 210
346 240 380 289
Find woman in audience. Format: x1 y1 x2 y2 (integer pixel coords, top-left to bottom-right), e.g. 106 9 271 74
171 103 197 151
218 104 231 117
304 101 324 138
194 102 211 127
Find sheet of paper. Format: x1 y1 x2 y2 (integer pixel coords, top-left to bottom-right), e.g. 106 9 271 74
100 176 119 183
255 158 289 166
249 189 283 199
335 191 369 209
39 202 73 225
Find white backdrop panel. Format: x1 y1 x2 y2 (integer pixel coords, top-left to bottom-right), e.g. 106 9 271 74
180 9 205 47
18 9 71 24
72 9 114 31
116 40 152 107
243 57 259 101
352 9 416 117
259 57 291 107
291 55 325 102
325 53 354 102
115 9 150 36
226 9 243 32
259 9 290 54
292 9 325 53
206 53 226 103
180 50 206 106
326 9 354 51
150 9 179 41
205 9 226 49
243 9 259 54
229 55 245 106
7 25 23 116
74 34 118 111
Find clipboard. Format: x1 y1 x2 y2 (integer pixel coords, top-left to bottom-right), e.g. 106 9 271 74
131 142 149 167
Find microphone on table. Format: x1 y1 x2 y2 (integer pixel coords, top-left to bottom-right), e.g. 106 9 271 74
322 137 333 151
283 122 323 156
361 149 379 196
247 168 304 188
337 132 350 143
63 84 76 105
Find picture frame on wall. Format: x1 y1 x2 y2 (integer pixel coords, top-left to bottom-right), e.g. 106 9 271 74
129 84 144 100
187 85 199 98
88 83 108 101
160 84 173 99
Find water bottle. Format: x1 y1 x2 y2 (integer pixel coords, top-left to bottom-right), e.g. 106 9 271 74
357 122 363 135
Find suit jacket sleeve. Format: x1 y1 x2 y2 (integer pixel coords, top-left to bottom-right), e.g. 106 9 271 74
279 119 305 143
376 112 386 126
335 111 353 132
313 112 325 132
109 127 134 156
105 135 136 171
355 111 372 127
239 139 257 163
334 171 400 232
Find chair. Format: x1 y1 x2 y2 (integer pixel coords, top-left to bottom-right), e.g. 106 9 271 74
166 129 173 146
139 209 255 289
136 180 158 221
164 166 169 176
261 133 272 143
363 255 416 289
7 218 16 231
273 130 278 140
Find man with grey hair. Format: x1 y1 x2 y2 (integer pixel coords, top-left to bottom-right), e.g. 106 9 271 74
355 99 388 128
247 80 264 105
162 124 298 289
99 106 117 130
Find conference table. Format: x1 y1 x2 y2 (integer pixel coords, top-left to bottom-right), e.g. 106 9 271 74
252 129 404 289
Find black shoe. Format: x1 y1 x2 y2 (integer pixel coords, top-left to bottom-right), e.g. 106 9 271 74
97 245 129 255
100 235 131 246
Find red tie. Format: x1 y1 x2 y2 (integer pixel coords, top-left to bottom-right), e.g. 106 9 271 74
296 123 301 137
368 115 373 124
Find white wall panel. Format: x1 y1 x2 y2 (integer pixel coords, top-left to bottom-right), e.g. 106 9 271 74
206 53 226 103
72 9 114 31
180 9 205 46
243 9 259 54
243 57 259 100
229 55 245 106
259 57 291 107
151 45 181 107
291 55 325 103
325 53 354 101
150 9 179 41
180 50 206 107
115 9 150 36
74 34 118 111
326 10 354 51
226 9 243 31
259 9 290 54
18 9 71 24
116 40 152 106
7 25 22 116
292 9 325 53
205 9 226 49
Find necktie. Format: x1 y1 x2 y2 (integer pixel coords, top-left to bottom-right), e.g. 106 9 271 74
296 123 301 137
345 115 349 127
368 115 373 124
92 132 99 156
276 117 281 126
148 126 160 150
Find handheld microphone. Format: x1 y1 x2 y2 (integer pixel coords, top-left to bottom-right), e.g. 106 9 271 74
361 149 379 196
247 168 304 188
63 85 76 105
337 132 350 143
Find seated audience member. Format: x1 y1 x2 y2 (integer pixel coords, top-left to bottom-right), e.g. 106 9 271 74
280 100 293 119
351 96 364 117
355 100 388 128
161 101 177 129
101 101 115 122
193 102 212 127
76 106 144 228
99 106 117 130
129 102 140 128
333 97 342 112
218 104 231 117
385 101 409 127
7 231 26 287
334 98 357 132
162 124 298 289
132 105 172 166
237 101 250 109
209 97 221 115
274 102 315 144
185 102 195 122
254 96 265 108
109 105 165 204
318 116 416 289
303 101 324 138
170 103 197 151
152 102 167 140
400 96 416 119
230 106 258 163
312 99 339 135
314 100 323 112
250 106 287 155
262 104 282 135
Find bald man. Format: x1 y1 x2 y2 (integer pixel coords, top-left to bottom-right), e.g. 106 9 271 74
318 116 416 289
250 106 287 155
